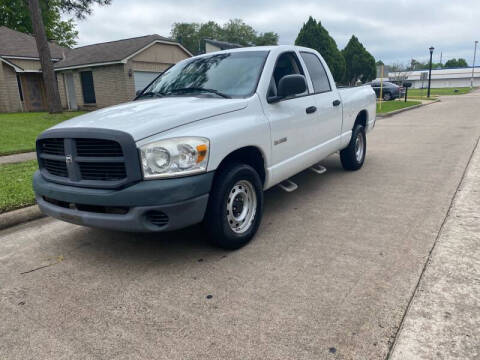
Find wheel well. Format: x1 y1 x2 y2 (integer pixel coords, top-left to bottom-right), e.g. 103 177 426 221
354 110 368 128
217 146 266 185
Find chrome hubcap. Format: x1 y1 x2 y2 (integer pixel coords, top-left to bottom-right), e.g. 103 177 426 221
355 133 364 162
226 180 257 234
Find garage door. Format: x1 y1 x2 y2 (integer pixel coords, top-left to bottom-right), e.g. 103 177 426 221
134 71 160 92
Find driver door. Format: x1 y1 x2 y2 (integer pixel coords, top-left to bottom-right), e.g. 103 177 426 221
262 51 320 180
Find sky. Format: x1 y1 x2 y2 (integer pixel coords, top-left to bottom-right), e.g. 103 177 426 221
72 0 480 66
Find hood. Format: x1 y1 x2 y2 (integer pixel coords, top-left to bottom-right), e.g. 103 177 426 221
52 97 248 141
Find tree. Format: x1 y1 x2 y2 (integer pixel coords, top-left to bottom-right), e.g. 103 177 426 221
28 0 62 113
27 0 111 113
295 17 345 82
341 35 376 84
171 19 278 55
221 19 257 45
409 59 443 70
254 32 279 46
444 58 468 68
0 0 77 47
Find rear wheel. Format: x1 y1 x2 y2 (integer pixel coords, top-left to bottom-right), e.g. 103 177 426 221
204 163 263 249
383 92 392 101
340 124 366 171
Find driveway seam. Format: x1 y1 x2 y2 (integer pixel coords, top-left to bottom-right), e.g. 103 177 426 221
385 134 480 359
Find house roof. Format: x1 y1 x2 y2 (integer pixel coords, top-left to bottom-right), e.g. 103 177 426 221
205 39 243 50
54 34 188 70
0 26 67 59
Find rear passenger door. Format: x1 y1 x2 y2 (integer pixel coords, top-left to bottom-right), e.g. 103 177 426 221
299 51 342 151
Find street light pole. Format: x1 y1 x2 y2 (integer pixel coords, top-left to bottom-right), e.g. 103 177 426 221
427 46 434 98
471 40 478 88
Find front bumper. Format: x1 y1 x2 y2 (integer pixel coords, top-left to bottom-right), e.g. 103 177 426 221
33 170 214 232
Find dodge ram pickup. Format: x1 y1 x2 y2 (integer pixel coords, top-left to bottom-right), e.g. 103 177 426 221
34 45 376 249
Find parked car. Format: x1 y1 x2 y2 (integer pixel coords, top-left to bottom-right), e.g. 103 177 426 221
33 45 376 249
370 81 404 101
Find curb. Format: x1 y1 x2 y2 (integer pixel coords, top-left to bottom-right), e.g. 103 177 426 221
0 205 45 231
0 152 37 165
377 98 440 118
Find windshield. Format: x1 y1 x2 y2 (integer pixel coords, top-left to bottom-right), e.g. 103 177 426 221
140 51 268 99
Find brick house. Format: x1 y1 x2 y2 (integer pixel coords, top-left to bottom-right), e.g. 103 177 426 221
0 26 191 112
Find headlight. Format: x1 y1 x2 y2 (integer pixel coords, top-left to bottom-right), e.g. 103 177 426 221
140 137 209 179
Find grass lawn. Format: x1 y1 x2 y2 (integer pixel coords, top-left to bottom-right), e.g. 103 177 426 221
377 100 421 114
0 111 84 156
0 160 38 213
407 87 473 97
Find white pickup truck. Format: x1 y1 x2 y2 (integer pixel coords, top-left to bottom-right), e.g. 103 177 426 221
34 45 376 249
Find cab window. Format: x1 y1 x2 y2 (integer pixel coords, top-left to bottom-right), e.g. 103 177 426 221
300 52 331 93
268 52 306 98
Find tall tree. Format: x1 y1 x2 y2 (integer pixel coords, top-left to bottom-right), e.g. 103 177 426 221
295 17 345 82
171 19 278 55
0 0 77 47
444 58 468 68
27 0 111 113
221 19 257 45
254 31 279 46
29 0 62 113
341 35 376 84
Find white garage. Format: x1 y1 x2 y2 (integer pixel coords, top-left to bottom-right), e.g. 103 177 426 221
134 71 161 91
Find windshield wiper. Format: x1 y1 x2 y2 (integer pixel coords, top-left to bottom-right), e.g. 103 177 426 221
167 87 231 99
136 91 165 99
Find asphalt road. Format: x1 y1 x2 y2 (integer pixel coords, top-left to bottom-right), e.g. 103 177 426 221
1 92 480 360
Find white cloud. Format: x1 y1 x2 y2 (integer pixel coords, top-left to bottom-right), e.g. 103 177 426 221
70 0 480 65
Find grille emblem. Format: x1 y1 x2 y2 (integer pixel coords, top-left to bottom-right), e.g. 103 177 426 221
65 154 73 165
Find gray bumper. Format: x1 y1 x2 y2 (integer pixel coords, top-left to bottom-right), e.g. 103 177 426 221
33 171 214 232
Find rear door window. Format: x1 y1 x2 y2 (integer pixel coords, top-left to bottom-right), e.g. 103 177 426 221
300 52 331 93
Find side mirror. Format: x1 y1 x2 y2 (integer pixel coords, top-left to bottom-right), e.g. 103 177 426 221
135 90 142 96
268 74 307 103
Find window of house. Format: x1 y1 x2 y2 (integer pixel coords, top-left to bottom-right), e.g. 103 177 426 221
300 52 331 93
80 71 96 104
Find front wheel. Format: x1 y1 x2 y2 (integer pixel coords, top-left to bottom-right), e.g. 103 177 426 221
204 163 264 249
340 124 366 171
383 92 392 101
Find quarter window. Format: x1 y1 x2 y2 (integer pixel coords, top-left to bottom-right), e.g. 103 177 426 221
300 52 331 93
80 71 96 104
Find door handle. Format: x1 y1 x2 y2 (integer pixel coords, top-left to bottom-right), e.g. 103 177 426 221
333 99 341 106
306 106 317 114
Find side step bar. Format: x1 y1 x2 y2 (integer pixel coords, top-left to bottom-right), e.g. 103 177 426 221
278 179 298 192
277 164 327 193
310 164 327 175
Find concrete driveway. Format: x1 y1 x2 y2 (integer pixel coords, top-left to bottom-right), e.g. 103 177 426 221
1 91 480 360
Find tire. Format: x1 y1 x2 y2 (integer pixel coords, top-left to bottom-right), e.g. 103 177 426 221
204 163 264 250
340 124 366 171
383 92 392 101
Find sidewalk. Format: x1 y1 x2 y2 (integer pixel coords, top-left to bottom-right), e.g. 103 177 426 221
390 137 480 359
0 152 36 165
